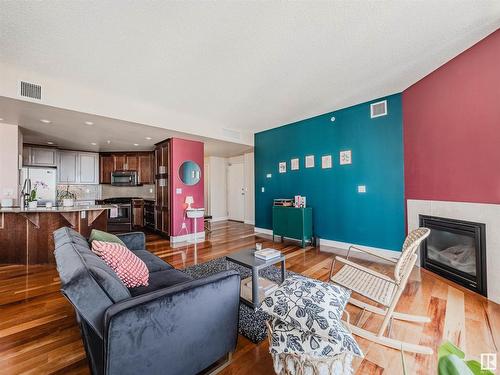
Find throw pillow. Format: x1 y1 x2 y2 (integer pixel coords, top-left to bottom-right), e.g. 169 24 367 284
91 240 149 288
260 274 351 340
269 317 363 358
89 229 126 247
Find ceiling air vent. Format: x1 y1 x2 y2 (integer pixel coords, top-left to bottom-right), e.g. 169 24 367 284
370 100 387 118
20 81 42 100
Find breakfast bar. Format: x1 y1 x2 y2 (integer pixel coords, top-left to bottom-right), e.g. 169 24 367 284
0 206 113 265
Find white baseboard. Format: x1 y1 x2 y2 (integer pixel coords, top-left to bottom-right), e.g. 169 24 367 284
170 231 205 244
319 238 401 259
244 220 255 225
254 227 273 235
210 216 229 223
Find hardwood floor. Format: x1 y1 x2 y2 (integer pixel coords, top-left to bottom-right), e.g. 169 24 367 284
0 221 498 374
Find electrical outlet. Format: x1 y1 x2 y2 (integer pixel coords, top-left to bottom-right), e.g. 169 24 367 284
357 185 366 193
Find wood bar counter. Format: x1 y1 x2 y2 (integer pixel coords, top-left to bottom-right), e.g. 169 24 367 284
0 206 113 265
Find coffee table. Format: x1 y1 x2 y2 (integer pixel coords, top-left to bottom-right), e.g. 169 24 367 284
226 248 286 309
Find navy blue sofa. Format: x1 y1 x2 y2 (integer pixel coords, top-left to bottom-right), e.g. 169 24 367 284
53 227 240 375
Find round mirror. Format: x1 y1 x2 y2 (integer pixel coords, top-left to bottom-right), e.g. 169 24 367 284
179 161 201 185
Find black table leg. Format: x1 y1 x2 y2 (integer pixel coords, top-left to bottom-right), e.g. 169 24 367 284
281 259 286 283
252 266 259 308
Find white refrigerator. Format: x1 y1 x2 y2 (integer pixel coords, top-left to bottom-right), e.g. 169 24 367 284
20 167 57 206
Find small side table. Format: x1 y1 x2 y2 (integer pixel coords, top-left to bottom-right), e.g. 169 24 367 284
226 248 286 309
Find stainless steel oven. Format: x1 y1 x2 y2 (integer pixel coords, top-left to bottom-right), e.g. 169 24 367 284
111 170 138 186
102 198 135 232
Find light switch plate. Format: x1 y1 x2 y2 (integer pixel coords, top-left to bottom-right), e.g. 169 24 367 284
261 187 265 193
176 188 182 195
358 185 366 193
80 211 86 219
266 173 272 178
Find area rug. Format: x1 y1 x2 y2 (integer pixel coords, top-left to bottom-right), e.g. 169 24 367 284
183 257 297 343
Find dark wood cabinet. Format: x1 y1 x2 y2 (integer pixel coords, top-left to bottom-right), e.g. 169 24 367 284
154 140 170 236
100 154 114 184
99 151 155 184
138 152 154 184
132 199 144 228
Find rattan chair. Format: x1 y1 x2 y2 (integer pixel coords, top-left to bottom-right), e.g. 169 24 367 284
329 228 432 354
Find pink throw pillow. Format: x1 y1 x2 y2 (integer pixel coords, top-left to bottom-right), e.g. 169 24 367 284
92 240 149 288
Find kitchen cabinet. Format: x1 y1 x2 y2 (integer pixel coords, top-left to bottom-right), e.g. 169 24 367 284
58 151 78 183
154 140 170 236
100 154 114 184
99 151 155 184
79 153 99 184
144 199 155 230
57 150 99 184
23 146 57 167
132 199 144 228
138 152 154 184
272 206 313 248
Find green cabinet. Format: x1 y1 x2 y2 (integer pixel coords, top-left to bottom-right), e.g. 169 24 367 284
272 206 313 248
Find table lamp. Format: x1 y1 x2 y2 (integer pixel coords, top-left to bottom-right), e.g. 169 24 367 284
185 196 194 210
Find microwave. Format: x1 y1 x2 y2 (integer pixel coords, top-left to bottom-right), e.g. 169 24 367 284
111 170 139 186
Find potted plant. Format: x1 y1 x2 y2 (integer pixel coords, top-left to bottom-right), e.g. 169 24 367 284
27 181 49 209
57 186 77 207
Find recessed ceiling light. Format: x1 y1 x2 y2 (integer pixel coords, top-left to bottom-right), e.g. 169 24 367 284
84 121 94 126
133 143 139 146
145 137 152 140
40 119 51 124
91 142 97 146
106 140 111 144
47 141 54 145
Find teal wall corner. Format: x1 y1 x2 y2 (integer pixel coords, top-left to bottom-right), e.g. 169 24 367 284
254 93 405 251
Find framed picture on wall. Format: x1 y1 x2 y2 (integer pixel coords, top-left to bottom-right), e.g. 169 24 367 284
340 150 352 165
279 161 287 173
321 155 332 169
305 155 315 168
291 158 299 170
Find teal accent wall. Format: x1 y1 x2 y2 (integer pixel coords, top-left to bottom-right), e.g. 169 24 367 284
255 94 405 251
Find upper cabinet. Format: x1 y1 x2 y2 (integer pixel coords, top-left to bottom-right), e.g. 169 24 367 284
57 150 99 184
23 146 57 167
99 152 155 184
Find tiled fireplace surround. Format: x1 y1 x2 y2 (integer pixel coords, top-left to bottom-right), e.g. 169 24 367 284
407 199 500 304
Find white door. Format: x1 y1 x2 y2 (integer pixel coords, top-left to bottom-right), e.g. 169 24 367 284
227 163 245 221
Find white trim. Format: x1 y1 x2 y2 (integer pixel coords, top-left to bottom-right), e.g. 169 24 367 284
319 238 401 259
211 216 229 223
244 220 255 225
254 227 273 235
170 231 205 244
370 99 388 118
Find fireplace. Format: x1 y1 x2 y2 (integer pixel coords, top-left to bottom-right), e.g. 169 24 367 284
419 215 487 296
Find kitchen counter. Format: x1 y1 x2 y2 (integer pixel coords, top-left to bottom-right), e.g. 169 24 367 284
0 205 111 265
0 205 115 213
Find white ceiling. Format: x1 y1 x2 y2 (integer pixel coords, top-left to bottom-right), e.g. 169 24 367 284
0 97 252 157
0 1 499 146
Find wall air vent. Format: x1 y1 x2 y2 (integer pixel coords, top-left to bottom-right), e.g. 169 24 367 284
370 100 387 118
20 81 42 100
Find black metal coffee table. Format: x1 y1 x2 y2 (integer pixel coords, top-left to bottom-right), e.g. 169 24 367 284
226 248 286 308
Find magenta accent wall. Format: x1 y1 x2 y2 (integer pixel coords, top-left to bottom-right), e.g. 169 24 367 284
169 138 205 237
403 29 500 204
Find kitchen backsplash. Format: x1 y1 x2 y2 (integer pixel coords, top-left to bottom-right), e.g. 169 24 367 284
57 184 100 200
101 184 155 199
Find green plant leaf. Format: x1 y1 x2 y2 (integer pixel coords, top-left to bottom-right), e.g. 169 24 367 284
465 360 495 375
438 355 474 375
439 341 465 360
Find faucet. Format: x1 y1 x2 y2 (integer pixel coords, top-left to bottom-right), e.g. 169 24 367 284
21 178 31 209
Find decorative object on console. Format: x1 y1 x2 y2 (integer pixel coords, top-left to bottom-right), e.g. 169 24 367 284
294 195 306 208
339 150 352 165
273 198 293 207
184 195 194 210
305 155 315 168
